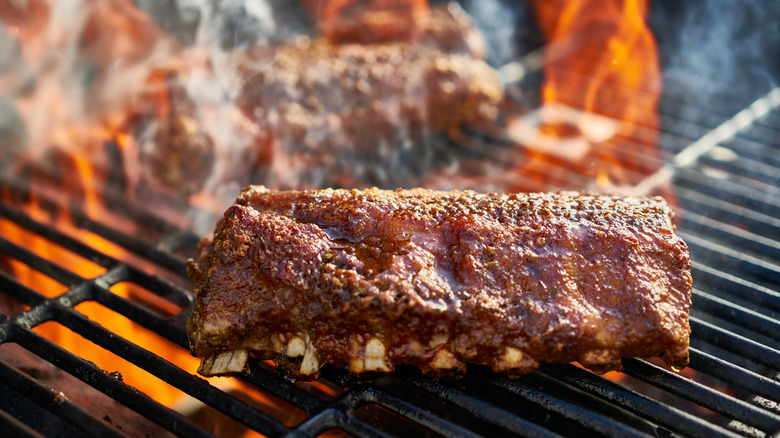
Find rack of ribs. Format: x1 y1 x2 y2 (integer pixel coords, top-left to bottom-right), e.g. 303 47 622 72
233 3 504 189
186 186 691 379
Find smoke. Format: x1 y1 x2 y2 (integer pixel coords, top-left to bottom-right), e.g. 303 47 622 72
0 0 268 230
135 0 316 50
461 0 517 67
460 0 544 69
650 0 780 113
2 1 501 232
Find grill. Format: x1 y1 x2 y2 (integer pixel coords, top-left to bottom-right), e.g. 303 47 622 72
2 1 780 437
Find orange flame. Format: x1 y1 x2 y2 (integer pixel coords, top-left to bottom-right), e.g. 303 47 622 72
0 149 190 405
0 151 309 436
0 3 305 431
513 0 663 190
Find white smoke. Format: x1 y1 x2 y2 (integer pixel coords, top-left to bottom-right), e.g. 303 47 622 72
657 0 780 110
462 0 519 67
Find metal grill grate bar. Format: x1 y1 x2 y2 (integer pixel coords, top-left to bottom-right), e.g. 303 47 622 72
692 289 780 341
469 368 650 438
540 363 742 438
689 349 780 403
55 291 290 436
697 153 780 188
0 271 47 309
0 203 119 271
0 358 123 438
682 233 780 286
690 317 780 370
679 211 780 261
0 237 85 287
395 369 564 438
292 407 395 438
0 407 46 438
690 262 780 314
673 167 780 213
636 87 780 195
721 136 780 171
0 322 215 437
240 363 328 415
342 385 486 438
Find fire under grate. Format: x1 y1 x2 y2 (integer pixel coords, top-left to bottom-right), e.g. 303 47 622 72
1 85 780 437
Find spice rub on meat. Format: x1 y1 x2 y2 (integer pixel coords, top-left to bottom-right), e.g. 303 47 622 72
186 186 692 379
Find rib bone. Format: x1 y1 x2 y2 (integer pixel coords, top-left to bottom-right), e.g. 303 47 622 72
198 350 248 376
432 349 459 370
364 338 391 372
300 335 319 375
286 335 306 357
502 347 524 368
349 337 365 373
271 333 284 353
429 334 448 348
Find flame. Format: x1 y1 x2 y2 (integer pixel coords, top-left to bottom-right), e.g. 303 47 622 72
1 152 190 406
0 153 309 435
0 4 303 431
510 0 663 191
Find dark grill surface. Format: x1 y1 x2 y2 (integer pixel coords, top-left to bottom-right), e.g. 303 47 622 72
2 3 780 437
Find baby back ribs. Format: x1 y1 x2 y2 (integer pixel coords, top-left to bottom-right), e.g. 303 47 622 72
186 186 691 378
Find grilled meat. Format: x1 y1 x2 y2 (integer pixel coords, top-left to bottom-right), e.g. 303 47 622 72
302 0 431 45
186 186 691 379
121 3 503 196
235 2 503 189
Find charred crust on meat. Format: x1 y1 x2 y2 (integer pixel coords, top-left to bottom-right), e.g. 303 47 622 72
187 186 692 379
